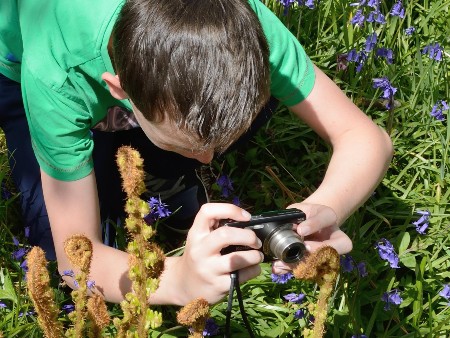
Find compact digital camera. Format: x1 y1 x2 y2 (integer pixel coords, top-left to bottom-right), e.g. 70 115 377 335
220 208 306 263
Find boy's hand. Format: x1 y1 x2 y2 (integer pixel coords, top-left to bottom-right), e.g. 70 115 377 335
272 203 352 274
163 203 264 305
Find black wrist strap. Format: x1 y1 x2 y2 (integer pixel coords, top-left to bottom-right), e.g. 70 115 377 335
224 271 255 338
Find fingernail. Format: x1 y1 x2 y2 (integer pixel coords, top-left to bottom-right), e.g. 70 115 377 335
257 238 263 248
242 210 251 219
259 252 265 262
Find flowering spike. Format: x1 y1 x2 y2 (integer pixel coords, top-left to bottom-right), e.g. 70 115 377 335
177 298 210 337
26 247 64 338
294 246 340 338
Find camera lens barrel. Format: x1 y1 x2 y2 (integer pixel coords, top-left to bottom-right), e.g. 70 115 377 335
251 222 305 263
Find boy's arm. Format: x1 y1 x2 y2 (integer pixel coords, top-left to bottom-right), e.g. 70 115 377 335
41 170 263 305
274 65 392 270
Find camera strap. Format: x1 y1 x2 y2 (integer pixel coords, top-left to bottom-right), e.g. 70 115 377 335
224 271 255 338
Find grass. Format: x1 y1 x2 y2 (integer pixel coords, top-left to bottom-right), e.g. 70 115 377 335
1 0 450 337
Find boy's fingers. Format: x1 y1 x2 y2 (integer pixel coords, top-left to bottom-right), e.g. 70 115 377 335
188 203 251 241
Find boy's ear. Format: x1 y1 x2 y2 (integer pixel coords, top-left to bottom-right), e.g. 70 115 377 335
102 72 129 100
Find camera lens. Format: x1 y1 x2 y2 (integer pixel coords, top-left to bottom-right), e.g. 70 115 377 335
268 228 305 263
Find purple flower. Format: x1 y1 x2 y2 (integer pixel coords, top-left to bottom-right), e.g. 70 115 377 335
373 77 397 109
62 304 75 313
357 262 368 277
352 335 368 338
0 301 6 309
336 53 349 71
62 269 75 278
18 310 35 317
294 309 305 319
232 196 240 206
390 1 405 18
87 280 96 290
298 0 316 9
376 47 394 64
375 238 400 268
203 318 220 336
422 43 443 61
217 175 234 198
144 196 172 224
283 293 306 304
366 9 386 24
405 27 415 35
413 210 431 234
73 280 79 289
12 248 27 261
271 272 293 284
430 100 448 121
365 32 378 52
351 9 366 26
12 236 20 246
20 259 28 274
381 289 403 310
340 255 355 273
347 49 368 73
439 284 450 305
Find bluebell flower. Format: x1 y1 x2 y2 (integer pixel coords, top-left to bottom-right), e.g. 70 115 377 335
283 292 306 303
430 100 448 121
357 262 368 277
347 49 368 73
351 9 366 26
217 175 234 198
87 280 96 290
294 309 305 319
18 310 35 317
365 32 378 52
381 289 403 310
413 210 431 234
352 335 368 338
404 27 415 35
73 280 79 289
62 269 75 278
271 272 293 284
12 247 27 261
62 304 75 313
376 47 394 64
340 255 355 273
12 236 19 246
20 259 28 275
336 53 349 71
422 43 443 61
390 1 405 18
439 284 450 306
144 196 172 224
372 77 397 109
202 318 220 336
298 0 316 9
375 238 400 268
366 9 386 24
232 196 240 206
0 301 6 309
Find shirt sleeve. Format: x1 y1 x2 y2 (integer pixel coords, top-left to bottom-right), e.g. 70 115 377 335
250 0 316 107
21 70 94 181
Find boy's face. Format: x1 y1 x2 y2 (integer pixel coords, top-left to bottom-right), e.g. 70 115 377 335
131 102 215 164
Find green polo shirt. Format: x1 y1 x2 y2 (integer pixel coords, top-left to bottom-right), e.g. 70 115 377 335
0 0 315 181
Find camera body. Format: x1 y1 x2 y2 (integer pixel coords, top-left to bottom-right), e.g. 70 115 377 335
220 208 306 263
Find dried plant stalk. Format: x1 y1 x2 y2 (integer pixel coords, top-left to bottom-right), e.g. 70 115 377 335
293 246 340 338
26 247 64 338
115 146 165 337
177 298 210 337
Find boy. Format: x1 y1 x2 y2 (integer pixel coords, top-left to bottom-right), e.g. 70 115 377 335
0 0 392 305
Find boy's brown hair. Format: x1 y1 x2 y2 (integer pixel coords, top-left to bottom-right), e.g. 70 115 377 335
113 0 270 152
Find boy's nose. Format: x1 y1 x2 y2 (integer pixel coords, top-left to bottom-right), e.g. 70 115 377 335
194 150 214 164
